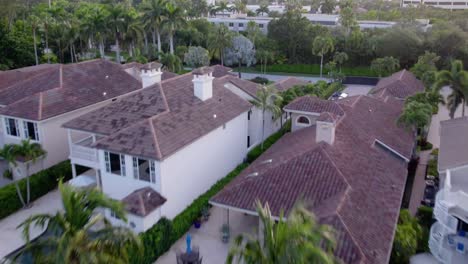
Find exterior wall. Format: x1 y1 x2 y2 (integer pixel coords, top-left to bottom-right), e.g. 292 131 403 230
291 112 319 132
160 112 249 219
99 151 162 200
224 83 284 149
402 0 468 9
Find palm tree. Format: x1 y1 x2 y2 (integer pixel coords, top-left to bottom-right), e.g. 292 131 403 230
122 13 144 59
434 60 468 118
29 15 41 65
312 36 334 78
40 10 54 64
333 52 348 73
141 0 167 58
161 53 182 72
81 4 108 58
233 0 247 14
0 144 26 207
208 24 232 66
398 101 433 141
15 181 142 263
106 3 127 63
15 139 47 205
162 2 186 54
250 86 283 150
256 4 269 16
227 201 335 264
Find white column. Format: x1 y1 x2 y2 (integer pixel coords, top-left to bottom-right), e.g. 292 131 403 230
95 169 101 190
71 163 77 178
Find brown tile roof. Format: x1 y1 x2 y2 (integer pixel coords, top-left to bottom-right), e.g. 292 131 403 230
0 59 142 120
438 117 468 171
211 95 415 264
0 64 58 92
370 69 424 99
121 61 178 82
210 65 235 78
224 75 262 98
64 72 252 160
274 77 309 92
122 187 166 217
284 96 345 117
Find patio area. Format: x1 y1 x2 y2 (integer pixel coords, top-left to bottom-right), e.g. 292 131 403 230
156 206 258 264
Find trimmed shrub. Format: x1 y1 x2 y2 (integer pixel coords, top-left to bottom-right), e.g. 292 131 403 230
431 148 439 156
250 76 270 84
427 159 439 178
417 206 434 229
419 140 433 151
252 64 378 77
0 160 72 220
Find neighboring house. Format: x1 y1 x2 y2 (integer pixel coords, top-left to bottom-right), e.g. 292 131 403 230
430 117 468 264
210 95 416 264
370 69 425 100
273 77 309 92
62 66 279 232
0 59 151 180
402 0 468 9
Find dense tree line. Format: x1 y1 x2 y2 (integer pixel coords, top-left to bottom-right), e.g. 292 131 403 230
1 0 467 75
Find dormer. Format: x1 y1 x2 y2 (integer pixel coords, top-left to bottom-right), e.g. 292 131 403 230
192 67 214 101
141 62 163 88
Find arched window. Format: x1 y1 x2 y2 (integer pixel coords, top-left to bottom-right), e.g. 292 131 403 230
297 116 311 125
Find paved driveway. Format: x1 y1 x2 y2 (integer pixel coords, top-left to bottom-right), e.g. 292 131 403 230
0 189 62 260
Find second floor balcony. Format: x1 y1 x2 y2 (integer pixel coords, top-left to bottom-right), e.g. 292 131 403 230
430 221 468 264
68 131 99 168
435 168 468 225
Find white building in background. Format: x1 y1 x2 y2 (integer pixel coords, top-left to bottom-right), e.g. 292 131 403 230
429 117 468 264
63 65 287 233
402 0 468 9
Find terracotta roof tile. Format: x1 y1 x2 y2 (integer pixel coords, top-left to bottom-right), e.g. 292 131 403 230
284 95 345 116
370 70 424 99
122 187 166 217
274 77 309 92
211 95 416 264
0 59 142 120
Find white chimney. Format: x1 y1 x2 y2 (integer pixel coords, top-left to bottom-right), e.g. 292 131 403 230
316 113 336 145
192 67 214 101
141 62 163 88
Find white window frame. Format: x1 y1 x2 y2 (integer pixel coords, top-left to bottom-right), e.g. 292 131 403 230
296 115 311 127
104 151 111 173
120 154 126 177
132 157 139 179
23 121 40 141
150 160 156 184
132 156 156 184
5 117 20 138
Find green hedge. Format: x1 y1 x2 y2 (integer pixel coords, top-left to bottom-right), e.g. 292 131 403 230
252 64 378 77
0 160 72 220
129 123 290 264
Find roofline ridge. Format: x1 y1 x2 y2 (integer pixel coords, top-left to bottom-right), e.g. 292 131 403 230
38 92 43 120
137 192 147 216
0 65 59 92
148 116 163 159
335 211 367 262
318 144 352 188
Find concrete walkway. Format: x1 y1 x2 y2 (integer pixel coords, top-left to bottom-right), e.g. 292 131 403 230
156 207 258 264
0 189 62 260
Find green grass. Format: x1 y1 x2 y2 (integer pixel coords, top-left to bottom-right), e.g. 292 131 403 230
244 64 379 77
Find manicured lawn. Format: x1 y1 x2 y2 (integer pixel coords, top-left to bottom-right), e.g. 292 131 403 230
245 64 378 77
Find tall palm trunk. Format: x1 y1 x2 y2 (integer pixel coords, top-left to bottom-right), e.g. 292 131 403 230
320 54 324 78
15 182 26 207
115 34 120 63
220 47 224 66
156 28 162 59
144 33 148 55
45 26 50 64
261 110 265 150
169 32 174 54
151 29 156 48
99 39 105 58
26 164 31 205
33 29 38 65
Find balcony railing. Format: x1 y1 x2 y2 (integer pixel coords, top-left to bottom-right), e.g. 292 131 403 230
434 191 460 231
430 222 468 264
70 136 98 164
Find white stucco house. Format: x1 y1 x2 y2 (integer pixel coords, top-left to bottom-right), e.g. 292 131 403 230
62 66 285 232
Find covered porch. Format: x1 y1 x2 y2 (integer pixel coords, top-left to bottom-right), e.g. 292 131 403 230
155 206 259 264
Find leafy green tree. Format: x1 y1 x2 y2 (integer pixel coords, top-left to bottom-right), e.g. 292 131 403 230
375 27 423 67
434 60 468 118
224 35 256 78
0 144 26 207
15 139 47 205
227 201 335 264
411 51 440 80
246 21 262 47
15 181 142 263
161 52 182 72
312 35 334 78
256 4 269 16
390 210 422 264
207 24 232 66
398 101 433 141
406 90 445 115
141 0 167 58
333 51 348 73
371 56 400 77
29 15 40 65
162 2 186 54
339 6 358 36
321 0 336 14
250 86 283 150
106 3 127 63
184 46 210 68
256 49 274 74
